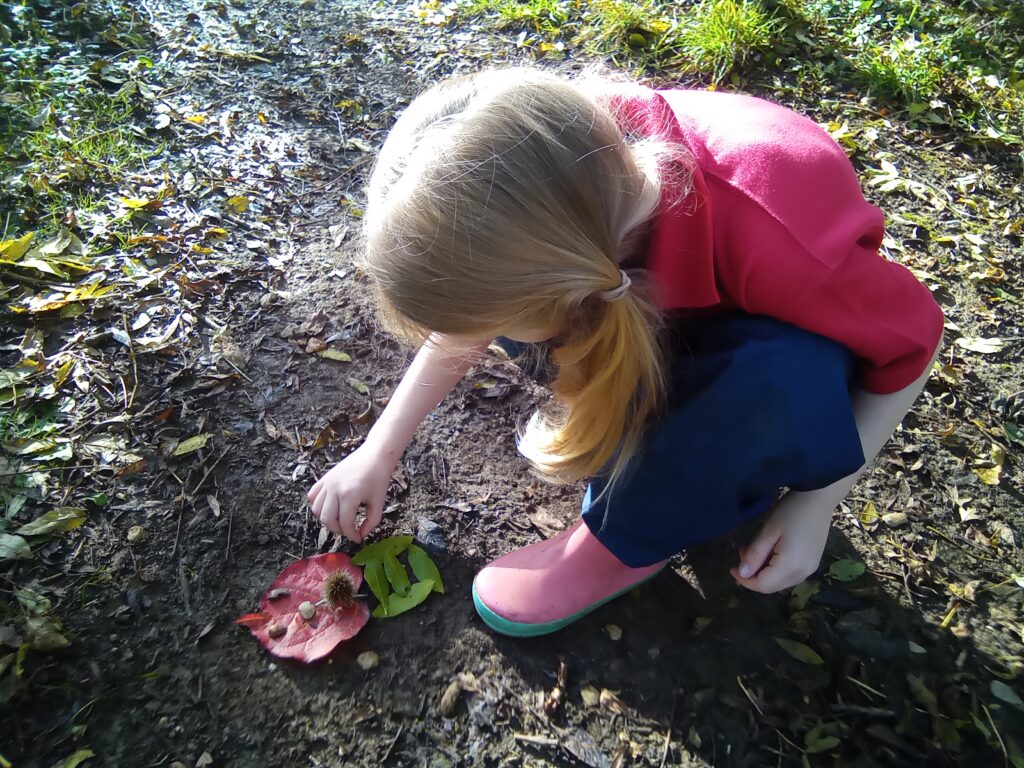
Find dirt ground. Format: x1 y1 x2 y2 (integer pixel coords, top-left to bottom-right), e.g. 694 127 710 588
5 0 1024 765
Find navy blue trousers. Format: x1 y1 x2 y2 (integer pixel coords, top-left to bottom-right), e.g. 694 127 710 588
502 313 866 568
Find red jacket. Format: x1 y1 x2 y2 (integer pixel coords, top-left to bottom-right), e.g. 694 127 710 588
606 85 944 395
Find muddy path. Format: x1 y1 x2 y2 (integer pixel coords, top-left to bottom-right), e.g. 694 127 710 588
7 0 1023 765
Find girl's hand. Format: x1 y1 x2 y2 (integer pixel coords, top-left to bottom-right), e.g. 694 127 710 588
729 495 833 594
307 444 394 543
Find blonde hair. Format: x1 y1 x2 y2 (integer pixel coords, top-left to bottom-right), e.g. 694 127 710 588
364 67 689 490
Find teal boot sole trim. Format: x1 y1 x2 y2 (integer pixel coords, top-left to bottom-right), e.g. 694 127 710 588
471 567 666 638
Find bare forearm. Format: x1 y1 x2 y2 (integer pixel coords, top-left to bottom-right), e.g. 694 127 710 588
363 334 490 463
787 344 942 511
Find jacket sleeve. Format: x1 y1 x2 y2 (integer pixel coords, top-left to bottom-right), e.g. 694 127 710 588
718 194 945 394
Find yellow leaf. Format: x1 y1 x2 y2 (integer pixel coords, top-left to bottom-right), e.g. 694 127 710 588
173 433 214 456
859 501 880 529
972 465 1001 485
774 637 824 664
0 231 35 260
121 197 151 210
186 113 208 124
318 349 352 362
225 195 249 213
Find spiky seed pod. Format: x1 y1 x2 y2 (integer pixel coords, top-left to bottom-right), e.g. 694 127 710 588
322 569 357 610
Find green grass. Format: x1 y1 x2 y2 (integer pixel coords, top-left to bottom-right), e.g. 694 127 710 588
461 0 571 36
674 0 778 81
458 0 1023 145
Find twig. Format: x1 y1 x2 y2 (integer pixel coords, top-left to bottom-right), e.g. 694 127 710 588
659 692 678 768
983 703 1008 767
225 500 234 564
513 734 558 747
736 675 765 717
901 562 916 606
381 724 403 763
189 447 231 496
122 313 138 409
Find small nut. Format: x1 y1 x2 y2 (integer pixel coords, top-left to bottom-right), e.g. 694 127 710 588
357 651 379 671
267 624 286 639
127 525 147 545
298 601 316 621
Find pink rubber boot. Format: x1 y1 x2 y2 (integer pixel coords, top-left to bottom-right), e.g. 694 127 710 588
472 519 667 637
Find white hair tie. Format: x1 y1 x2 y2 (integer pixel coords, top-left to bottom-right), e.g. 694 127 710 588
597 269 632 302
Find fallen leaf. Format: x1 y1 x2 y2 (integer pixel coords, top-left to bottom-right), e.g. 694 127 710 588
0 534 32 562
235 553 369 662
371 580 434 618
195 753 213 768
408 544 444 593
173 433 213 456
318 349 352 362
225 195 249 213
774 637 824 664
16 507 86 536
882 511 909 527
827 559 866 582
351 536 414 565
382 552 411 597
955 337 1005 354
61 748 95 768
789 579 820 611
347 377 370 395
991 680 1024 711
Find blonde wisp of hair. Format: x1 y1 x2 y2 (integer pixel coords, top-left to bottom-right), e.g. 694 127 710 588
364 67 679 489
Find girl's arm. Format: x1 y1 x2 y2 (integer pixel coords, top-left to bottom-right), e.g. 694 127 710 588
732 342 942 593
308 334 490 542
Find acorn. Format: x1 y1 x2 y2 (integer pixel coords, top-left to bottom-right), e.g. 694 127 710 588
267 624 286 639
322 569 357 610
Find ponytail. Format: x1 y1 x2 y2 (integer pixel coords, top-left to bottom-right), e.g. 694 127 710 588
518 272 667 492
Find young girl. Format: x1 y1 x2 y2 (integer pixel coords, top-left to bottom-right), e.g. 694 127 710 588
307 67 943 637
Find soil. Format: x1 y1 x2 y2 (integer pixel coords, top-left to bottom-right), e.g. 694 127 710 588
5 0 1023 766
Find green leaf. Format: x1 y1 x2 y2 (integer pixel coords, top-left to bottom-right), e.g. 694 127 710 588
173 433 213 456
382 552 411 597
347 377 370 395
0 232 35 261
906 673 939 716
62 749 95 768
16 507 86 536
789 579 819 611
351 535 413 565
363 559 389 614
827 559 865 582
318 349 352 362
774 637 824 665
15 588 51 614
991 680 1024 711
0 534 31 562
371 580 433 619
25 616 69 652
408 544 444 593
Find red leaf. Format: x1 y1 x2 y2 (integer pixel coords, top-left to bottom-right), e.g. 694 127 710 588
236 552 370 662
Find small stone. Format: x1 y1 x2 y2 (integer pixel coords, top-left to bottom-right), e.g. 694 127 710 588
127 525 147 545
267 588 290 599
882 511 908 527
580 686 600 707
604 624 622 641
267 624 286 639
416 517 447 556
357 651 379 671
438 679 462 716
298 601 316 620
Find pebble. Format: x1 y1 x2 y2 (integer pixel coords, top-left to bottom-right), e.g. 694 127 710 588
298 601 316 620
883 511 909 527
357 651 379 671
580 686 600 707
127 525 147 545
604 624 622 641
416 517 447 556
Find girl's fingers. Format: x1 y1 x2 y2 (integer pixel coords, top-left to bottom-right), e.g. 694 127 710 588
738 530 779 578
320 493 343 535
307 484 322 505
337 500 362 544
357 494 386 541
